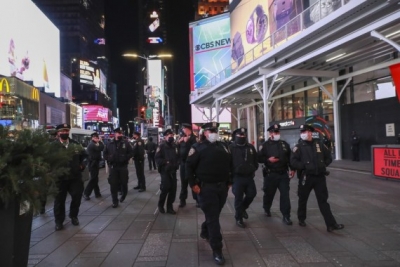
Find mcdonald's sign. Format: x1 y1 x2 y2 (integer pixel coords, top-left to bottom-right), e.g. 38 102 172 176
31 87 40 101
0 78 10 93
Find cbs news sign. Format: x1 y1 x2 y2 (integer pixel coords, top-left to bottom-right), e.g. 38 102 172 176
0 77 40 102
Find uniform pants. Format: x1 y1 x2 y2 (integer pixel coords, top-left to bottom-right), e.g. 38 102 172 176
84 162 101 197
198 183 228 253
232 177 257 220
108 166 129 204
297 174 337 227
134 160 146 189
158 171 177 209
179 162 197 202
352 145 360 161
54 178 84 224
148 153 156 170
263 172 291 218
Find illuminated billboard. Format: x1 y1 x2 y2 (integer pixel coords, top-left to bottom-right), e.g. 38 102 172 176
0 0 60 96
191 105 232 123
190 14 231 91
83 105 109 122
60 73 72 101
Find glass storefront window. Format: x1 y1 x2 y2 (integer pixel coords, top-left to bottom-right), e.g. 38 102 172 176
306 87 319 116
283 96 293 119
294 91 305 118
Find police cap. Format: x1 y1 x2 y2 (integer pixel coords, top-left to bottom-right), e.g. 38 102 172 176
299 124 315 132
133 131 141 136
55 123 71 131
181 123 192 130
267 124 280 132
201 122 220 131
232 127 247 136
114 128 123 134
163 129 174 136
90 132 99 138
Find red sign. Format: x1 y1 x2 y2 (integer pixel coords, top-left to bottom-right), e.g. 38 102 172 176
83 105 109 122
390 63 400 103
373 147 400 180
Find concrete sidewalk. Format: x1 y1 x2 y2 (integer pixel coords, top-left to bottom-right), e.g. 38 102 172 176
28 159 400 267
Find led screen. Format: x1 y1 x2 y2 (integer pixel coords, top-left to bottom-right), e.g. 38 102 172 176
0 0 60 96
83 105 109 122
191 14 231 90
60 73 72 101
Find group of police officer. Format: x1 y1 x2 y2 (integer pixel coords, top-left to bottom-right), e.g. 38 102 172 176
49 121 343 266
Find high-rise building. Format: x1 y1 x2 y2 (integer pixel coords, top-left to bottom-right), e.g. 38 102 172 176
196 0 229 19
32 0 115 131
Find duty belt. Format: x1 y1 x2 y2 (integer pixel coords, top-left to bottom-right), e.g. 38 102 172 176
268 169 287 174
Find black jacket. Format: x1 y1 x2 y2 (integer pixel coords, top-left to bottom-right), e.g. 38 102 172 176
258 139 292 171
186 140 232 187
177 133 197 162
290 139 332 175
87 140 104 162
144 140 157 154
103 138 133 166
155 141 180 173
229 142 259 178
52 138 87 180
132 137 145 161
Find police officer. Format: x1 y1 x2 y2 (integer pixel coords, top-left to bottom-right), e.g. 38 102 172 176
258 124 294 225
144 136 157 171
52 123 87 231
132 131 146 192
103 128 133 208
186 122 232 265
229 127 258 228
291 124 344 232
177 123 198 208
83 132 104 200
156 129 180 214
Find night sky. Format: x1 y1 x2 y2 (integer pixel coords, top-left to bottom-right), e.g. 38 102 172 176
104 0 196 127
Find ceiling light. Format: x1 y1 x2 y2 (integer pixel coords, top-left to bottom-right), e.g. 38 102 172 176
386 30 400 38
326 53 346 62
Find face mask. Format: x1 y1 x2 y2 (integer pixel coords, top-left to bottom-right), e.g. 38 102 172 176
60 133 69 140
117 136 123 141
207 133 218 143
272 134 280 141
167 137 174 143
300 133 309 141
236 136 246 145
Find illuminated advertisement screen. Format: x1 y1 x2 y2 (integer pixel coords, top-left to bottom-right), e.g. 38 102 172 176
230 0 303 72
191 105 232 123
0 0 60 96
60 73 72 101
79 60 100 89
372 146 400 180
190 14 231 91
99 69 107 95
83 105 109 122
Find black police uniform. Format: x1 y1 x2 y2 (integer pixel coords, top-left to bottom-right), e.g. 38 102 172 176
177 124 198 207
83 134 105 199
132 133 146 191
186 122 232 263
103 137 133 206
258 124 292 222
52 125 87 229
144 137 157 170
155 130 180 213
291 125 343 231
229 128 258 227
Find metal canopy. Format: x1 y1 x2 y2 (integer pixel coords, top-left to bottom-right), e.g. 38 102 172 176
190 0 400 109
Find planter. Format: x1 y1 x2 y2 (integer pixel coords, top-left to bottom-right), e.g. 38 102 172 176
0 197 33 267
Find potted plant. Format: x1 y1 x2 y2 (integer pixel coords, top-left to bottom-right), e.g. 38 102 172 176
0 126 74 267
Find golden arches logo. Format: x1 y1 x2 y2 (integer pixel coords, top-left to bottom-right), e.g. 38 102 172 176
32 88 40 101
0 78 10 93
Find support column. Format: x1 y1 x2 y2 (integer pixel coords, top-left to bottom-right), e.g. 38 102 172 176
215 101 220 123
237 108 241 128
246 107 251 142
263 75 269 139
332 78 342 160
252 106 257 145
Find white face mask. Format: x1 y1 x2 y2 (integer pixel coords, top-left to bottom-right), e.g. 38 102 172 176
207 133 219 143
300 133 309 141
272 134 280 141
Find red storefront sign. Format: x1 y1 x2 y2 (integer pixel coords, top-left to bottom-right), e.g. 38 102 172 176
83 105 109 122
389 63 400 103
372 146 400 180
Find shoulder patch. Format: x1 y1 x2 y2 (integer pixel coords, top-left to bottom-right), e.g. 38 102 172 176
138 142 142 146
259 145 263 151
156 147 160 153
292 146 298 153
188 148 195 157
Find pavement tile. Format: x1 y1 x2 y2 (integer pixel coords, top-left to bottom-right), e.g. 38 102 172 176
138 232 172 257
166 242 198 267
173 216 197 236
382 250 400 263
101 243 142 266
133 262 167 267
35 240 91 266
262 253 300 267
105 215 136 230
226 240 266 267
79 215 114 234
83 230 125 253
278 236 328 263
122 221 153 240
